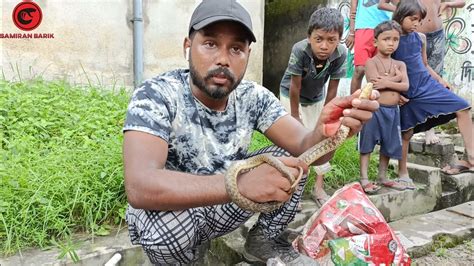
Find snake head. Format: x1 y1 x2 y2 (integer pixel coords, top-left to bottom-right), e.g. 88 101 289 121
359 82 373 100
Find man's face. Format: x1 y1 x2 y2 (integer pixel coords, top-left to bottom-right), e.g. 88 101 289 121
187 21 251 100
307 29 340 61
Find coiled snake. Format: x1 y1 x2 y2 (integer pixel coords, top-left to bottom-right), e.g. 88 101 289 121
224 83 373 213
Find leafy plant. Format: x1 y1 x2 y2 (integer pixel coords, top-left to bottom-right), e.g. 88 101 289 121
0 79 129 255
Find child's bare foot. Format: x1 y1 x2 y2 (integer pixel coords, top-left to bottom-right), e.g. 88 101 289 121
312 188 329 208
441 160 474 175
424 128 440 145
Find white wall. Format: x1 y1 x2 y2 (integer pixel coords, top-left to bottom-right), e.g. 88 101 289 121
0 0 265 88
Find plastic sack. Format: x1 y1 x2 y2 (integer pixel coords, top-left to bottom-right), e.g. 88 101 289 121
293 182 411 265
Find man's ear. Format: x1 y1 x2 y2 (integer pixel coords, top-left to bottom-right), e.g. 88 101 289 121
183 37 191 61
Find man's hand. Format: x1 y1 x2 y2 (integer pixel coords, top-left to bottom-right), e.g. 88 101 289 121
317 89 380 137
236 157 308 203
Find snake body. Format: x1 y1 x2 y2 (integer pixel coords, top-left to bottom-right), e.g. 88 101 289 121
225 83 373 213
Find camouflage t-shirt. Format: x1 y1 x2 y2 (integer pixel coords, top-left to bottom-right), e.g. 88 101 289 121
123 69 287 175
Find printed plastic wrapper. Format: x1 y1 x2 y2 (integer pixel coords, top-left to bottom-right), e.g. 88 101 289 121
293 182 411 265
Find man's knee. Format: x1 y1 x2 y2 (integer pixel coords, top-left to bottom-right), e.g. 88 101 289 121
142 241 197 264
127 208 199 264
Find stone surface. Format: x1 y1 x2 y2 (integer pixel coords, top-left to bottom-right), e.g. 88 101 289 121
390 201 474 258
408 133 456 168
0 229 152 266
369 162 442 222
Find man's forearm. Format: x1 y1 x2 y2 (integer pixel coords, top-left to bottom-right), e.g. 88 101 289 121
125 169 230 211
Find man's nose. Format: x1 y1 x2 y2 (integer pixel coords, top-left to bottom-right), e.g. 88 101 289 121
215 48 230 67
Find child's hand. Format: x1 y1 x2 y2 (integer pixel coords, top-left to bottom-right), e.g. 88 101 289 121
398 95 409 106
345 35 355 50
393 65 403 82
438 78 452 90
438 2 448 16
372 76 389 90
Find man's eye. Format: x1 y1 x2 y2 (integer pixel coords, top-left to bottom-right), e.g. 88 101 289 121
231 47 242 53
204 42 216 48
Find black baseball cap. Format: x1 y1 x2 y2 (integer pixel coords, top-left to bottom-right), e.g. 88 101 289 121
188 0 256 43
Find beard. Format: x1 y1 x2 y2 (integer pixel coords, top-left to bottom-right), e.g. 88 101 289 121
189 56 243 100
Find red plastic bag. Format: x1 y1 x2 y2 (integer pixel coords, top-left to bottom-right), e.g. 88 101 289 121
293 182 411 265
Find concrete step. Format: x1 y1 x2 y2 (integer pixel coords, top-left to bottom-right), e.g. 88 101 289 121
391 201 474 258
408 133 457 168
0 163 468 265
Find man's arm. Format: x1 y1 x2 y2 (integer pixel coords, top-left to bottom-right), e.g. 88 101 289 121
289 75 303 123
123 131 304 211
324 79 340 105
264 89 380 165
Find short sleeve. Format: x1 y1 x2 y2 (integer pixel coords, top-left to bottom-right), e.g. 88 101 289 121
123 80 174 142
254 85 287 133
330 45 348 80
286 42 306 76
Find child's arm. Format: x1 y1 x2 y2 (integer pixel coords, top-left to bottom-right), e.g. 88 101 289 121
418 32 452 89
345 0 358 50
365 59 408 92
440 1 466 15
324 79 340 105
378 0 398 12
325 46 346 105
289 75 303 123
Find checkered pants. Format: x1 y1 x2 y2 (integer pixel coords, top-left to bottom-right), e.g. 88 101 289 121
126 146 307 264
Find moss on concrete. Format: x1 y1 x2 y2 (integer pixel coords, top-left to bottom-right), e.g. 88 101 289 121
266 0 327 18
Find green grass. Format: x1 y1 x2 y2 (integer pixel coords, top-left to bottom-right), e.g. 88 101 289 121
0 79 129 255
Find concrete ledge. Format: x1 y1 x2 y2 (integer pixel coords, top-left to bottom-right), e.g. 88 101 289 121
369 162 442 222
0 229 152 266
390 201 474 258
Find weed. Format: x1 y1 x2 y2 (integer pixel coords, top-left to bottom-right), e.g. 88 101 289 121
0 79 129 255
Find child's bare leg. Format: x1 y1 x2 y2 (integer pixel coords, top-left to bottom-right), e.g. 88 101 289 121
360 153 371 184
313 174 328 199
456 109 474 166
399 129 414 178
377 153 390 182
359 153 380 194
424 128 440 145
350 66 365 94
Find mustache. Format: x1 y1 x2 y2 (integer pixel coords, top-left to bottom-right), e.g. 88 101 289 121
204 67 235 84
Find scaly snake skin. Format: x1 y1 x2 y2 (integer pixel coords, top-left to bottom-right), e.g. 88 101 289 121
225 83 374 213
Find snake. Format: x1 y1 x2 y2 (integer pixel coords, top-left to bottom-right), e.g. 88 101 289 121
224 83 374 213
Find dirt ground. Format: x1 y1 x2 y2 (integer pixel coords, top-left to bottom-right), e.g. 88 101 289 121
412 239 473 266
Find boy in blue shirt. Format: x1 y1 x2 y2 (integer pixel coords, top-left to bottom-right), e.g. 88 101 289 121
279 7 347 207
